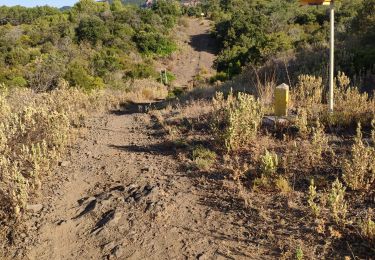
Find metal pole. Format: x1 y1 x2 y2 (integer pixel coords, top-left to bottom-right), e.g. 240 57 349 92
329 1 334 113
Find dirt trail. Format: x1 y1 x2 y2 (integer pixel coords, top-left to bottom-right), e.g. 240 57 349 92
20 111 257 260
13 19 262 260
157 18 217 88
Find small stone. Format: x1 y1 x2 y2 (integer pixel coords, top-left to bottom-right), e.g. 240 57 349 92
59 161 70 167
111 245 123 258
26 204 43 213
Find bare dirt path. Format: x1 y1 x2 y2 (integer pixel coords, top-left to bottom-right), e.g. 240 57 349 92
156 18 217 88
19 110 258 260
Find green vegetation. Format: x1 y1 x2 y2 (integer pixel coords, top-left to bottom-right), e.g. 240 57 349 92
192 145 217 170
0 0 181 91
194 0 374 90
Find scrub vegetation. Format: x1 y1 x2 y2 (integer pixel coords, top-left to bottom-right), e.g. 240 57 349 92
1 0 374 258
187 0 375 92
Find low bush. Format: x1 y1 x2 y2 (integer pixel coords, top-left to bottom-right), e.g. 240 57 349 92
192 145 216 171
342 123 375 191
328 178 348 225
211 91 263 152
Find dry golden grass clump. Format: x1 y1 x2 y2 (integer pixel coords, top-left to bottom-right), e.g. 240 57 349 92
126 79 169 102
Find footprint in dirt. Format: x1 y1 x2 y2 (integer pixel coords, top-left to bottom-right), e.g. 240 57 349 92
72 183 162 233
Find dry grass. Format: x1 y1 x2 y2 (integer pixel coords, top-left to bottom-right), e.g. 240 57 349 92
125 78 169 103
151 72 375 258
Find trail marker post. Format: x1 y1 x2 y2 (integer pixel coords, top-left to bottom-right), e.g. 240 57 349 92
300 0 335 113
274 83 290 117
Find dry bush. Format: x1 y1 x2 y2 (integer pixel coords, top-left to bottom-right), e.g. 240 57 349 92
372 118 375 143
211 91 263 152
307 119 329 167
178 17 189 28
126 78 168 102
322 72 374 128
295 108 309 137
221 66 275 108
328 178 348 225
275 176 292 193
342 123 375 191
292 74 323 115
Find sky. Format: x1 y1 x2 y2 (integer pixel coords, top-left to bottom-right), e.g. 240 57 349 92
0 0 78 8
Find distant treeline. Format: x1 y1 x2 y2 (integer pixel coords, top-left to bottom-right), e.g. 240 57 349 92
0 0 181 91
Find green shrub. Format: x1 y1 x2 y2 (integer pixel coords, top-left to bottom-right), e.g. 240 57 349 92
211 91 263 152
76 16 109 45
65 62 104 91
10 76 27 88
260 150 278 177
192 145 216 171
134 31 177 57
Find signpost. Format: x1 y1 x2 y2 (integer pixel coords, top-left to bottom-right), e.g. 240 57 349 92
300 0 334 112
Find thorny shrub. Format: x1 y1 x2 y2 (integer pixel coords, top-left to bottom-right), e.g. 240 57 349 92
211 91 263 152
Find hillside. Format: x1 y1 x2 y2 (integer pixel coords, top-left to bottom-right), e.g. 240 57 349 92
0 0 374 259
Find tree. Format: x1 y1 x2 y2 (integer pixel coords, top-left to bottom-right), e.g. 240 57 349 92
76 16 109 45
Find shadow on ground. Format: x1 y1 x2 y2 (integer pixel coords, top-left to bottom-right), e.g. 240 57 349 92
189 33 218 54
110 100 171 115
